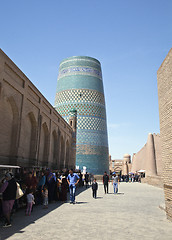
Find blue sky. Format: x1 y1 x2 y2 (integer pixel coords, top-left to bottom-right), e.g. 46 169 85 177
0 0 171 159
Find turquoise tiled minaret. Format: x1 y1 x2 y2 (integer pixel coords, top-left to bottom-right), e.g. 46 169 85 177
55 56 109 174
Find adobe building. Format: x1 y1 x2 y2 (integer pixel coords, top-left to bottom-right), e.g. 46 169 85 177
131 133 163 187
109 154 132 175
0 49 76 170
157 48 172 221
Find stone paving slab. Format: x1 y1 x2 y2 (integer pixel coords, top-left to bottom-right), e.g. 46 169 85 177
0 182 172 240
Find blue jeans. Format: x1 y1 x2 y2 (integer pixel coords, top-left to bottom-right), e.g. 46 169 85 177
113 183 118 193
69 185 76 202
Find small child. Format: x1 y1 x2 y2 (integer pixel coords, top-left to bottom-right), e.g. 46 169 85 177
92 178 98 199
26 189 35 216
42 186 48 208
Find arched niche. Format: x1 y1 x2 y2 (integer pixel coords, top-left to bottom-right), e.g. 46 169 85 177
65 140 70 169
28 112 37 160
0 95 19 159
60 135 65 169
39 122 49 164
52 130 58 168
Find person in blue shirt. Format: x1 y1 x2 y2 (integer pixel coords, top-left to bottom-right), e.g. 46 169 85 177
67 169 80 204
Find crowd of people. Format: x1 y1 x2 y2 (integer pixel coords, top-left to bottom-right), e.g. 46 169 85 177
120 173 142 183
0 167 87 227
103 171 142 195
0 168 142 228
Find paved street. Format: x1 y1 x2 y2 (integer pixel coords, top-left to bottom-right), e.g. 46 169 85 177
1 182 172 240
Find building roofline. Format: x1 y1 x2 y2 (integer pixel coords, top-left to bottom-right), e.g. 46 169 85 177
157 48 172 73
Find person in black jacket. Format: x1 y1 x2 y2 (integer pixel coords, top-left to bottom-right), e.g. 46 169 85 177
103 171 109 194
0 172 17 227
92 178 98 199
85 172 89 188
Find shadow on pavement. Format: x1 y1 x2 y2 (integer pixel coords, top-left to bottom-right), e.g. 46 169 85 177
76 202 88 204
107 192 124 195
0 186 88 240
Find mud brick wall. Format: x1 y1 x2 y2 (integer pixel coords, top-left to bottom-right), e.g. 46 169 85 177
157 48 172 221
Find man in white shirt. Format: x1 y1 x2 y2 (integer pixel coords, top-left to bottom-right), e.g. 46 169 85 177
112 174 119 194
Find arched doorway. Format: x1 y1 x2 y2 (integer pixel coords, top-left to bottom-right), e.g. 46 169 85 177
114 167 122 177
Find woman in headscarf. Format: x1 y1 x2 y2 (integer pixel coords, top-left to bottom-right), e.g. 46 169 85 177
0 172 17 227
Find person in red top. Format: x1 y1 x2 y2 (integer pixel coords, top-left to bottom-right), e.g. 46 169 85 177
103 171 109 194
25 172 38 193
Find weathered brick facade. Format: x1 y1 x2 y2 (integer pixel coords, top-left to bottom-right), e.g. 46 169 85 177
0 49 76 170
157 48 172 221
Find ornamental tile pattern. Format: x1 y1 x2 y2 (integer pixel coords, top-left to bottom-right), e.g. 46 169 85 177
55 89 105 105
58 66 102 80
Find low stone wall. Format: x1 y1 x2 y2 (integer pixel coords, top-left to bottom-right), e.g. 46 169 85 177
142 175 163 188
94 175 103 181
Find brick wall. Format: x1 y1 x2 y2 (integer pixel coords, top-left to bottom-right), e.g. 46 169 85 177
141 176 163 188
0 49 76 170
157 48 172 221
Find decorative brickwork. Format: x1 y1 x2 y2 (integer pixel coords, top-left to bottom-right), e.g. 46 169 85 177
55 56 109 174
157 48 172 221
